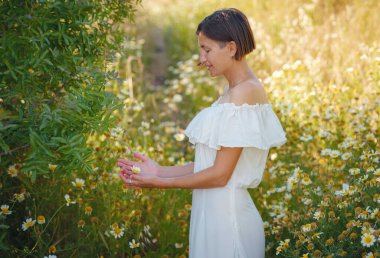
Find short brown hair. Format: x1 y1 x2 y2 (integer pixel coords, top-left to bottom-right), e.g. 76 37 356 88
196 8 256 60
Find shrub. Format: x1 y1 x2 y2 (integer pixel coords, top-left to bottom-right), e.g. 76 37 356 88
0 0 141 256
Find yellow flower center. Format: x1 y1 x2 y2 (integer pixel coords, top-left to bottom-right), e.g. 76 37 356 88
364 235 373 243
114 228 122 235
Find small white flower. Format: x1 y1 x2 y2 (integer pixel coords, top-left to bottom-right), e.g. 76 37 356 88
301 177 312 185
175 242 183 248
111 127 124 138
174 132 185 141
7 164 19 177
300 134 313 142
0 205 12 215
341 152 352 160
129 239 140 249
366 133 375 141
110 227 124 239
172 94 183 103
329 150 340 158
302 198 312 205
321 148 331 156
64 194 76 206
313 211 323 220
349 168 360 175
361 233 375 247
72 178 85 189
22 218 36 231
131 166 141 174
302 224 312 232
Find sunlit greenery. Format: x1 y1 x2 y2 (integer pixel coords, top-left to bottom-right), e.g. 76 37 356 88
1 0 379 257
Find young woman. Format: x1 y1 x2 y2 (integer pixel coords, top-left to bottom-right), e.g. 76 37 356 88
117 8 286 258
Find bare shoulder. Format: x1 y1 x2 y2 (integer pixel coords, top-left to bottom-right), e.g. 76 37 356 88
229 79 268 105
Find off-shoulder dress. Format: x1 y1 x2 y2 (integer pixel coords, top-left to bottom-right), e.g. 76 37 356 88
184 98 287 258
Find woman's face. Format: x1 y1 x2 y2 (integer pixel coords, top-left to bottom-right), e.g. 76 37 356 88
198 32 235 77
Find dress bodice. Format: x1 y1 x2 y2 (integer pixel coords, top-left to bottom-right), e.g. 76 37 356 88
184 101 287 189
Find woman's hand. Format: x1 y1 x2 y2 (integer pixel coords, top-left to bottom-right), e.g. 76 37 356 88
119 170 163 188
117 152 160 177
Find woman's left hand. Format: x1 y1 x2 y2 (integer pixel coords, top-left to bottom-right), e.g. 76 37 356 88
119 170 163 188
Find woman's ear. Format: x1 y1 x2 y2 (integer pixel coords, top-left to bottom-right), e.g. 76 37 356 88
228 41 237 58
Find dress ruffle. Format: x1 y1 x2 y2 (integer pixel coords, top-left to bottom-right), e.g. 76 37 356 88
184 102 287 150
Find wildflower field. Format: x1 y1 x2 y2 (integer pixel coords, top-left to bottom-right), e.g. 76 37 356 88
0 0 379 257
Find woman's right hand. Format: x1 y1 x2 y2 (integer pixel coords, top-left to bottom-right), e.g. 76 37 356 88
117 152 160 178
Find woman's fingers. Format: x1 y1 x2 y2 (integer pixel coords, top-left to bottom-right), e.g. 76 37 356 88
119 171 129 182
133 152 148 162
119 171 143 189
117 159 135 167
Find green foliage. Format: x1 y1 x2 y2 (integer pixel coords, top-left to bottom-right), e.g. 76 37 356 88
0 0 141 256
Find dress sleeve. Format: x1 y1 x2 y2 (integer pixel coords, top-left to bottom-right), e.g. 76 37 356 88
184 103 287 150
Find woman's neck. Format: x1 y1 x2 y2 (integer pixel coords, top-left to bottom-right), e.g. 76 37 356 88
223 58 255 89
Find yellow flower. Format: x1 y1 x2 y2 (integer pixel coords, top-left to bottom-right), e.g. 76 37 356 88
48 164 57 172
349 233 358 239
48 245 57 253
361 233 375 247
37 215 46 224
307 242 314 250
312 232 323 239
276 239 290 255
301 177 312 185
78 219 85 228
0 205 12 215
122 184 129 193
131 166 141 174
85 206 93 215
22 218 36 231
325 238 334 245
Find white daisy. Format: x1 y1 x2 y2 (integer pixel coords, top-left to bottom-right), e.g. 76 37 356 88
22 218 36 231
361 233 375 247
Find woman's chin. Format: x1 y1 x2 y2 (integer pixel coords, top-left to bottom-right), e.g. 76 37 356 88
208 69 219 77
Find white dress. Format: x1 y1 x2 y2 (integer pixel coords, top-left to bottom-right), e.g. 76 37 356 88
184 99 287 258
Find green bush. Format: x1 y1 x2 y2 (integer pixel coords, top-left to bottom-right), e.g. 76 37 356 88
0 0 141 256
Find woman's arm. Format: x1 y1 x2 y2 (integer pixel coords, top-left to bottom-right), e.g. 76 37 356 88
158 162 194 178
117 153 194 178
121 147 243 189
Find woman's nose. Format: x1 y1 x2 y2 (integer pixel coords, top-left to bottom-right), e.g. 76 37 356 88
198 53 206 65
